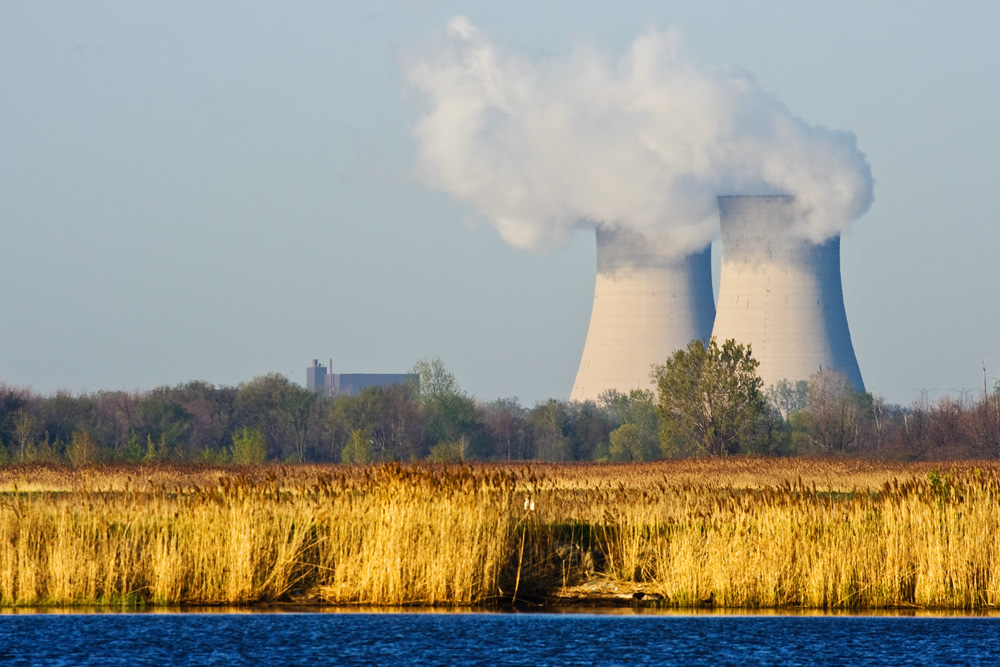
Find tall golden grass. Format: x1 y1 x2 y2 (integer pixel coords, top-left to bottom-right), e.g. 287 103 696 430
1 459 998 609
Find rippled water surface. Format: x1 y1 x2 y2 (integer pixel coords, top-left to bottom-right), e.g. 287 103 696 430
2 610 999 666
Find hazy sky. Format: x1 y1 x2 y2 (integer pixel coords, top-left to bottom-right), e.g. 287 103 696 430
2 2 998 407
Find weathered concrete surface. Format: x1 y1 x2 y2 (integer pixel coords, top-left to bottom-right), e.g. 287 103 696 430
571 227 715 403
712 195 864 391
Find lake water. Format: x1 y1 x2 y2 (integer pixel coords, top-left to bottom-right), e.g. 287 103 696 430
2 609 999 666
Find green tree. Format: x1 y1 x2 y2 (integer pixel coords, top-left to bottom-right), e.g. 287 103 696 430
0 383 33 450
428 435 469 462
608 423 642 461
12 408 38 462
38 392 99 453
412 357 459 398
281 387 316 463
565 401 613 461
122 430 144 463
527 399 570 461
341 428 375 464
767 379 810 419
66 431 98 466
603 389 660 461
653 338 766 457
144 434 168 462
94 391 140 456
231 426 267 464
325 384 424 461
749 404 793 456
235 374 316 462
410 358 483 456
135 396 191 458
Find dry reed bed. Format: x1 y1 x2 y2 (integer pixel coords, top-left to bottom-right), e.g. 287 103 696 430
1 460 998 609
0 458 957 494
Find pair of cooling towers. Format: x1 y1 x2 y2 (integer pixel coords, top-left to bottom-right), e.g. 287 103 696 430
570 195 865 403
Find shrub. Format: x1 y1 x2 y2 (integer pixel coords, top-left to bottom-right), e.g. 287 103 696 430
341 429 374 464
231 427 267 465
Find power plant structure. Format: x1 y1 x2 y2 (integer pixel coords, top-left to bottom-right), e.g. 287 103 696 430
570 195 864 402
711 195 864 391
569 226 716 403
307 359 416 398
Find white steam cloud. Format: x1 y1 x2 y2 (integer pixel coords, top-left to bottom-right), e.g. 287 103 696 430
406 16 873 254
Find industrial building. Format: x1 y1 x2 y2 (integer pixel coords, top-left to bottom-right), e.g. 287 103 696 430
711 195 865 391
570 195 865 402
306 359 416 398
570 226 716 403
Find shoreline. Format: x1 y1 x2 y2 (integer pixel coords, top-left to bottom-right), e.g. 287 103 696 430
2 600 998 617
3 576 998 615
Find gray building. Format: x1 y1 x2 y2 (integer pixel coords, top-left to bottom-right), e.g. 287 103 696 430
570 226 716 403
306 359 416 397
712 195 865 391
306 359 327 392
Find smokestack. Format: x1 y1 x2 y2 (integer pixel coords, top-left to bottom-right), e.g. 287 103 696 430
570 227 716 402
712 195 865 391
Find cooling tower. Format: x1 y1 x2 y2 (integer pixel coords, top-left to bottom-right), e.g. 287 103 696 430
712 195 865 391
570 227 716 403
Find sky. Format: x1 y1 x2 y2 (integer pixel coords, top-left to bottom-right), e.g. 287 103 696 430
1 2 998 408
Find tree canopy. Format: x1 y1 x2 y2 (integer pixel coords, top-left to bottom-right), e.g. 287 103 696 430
653 338 766 456
1 354 998 465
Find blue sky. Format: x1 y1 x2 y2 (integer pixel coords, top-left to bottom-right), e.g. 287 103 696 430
1 2 998 407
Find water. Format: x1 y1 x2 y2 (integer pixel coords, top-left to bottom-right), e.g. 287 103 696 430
2 609 999 666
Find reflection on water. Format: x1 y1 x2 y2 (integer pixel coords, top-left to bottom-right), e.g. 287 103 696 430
2 609 999 666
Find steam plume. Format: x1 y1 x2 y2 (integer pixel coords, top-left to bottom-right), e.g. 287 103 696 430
406 16 873 253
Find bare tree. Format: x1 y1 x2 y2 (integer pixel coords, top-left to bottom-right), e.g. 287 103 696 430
481 397 526 461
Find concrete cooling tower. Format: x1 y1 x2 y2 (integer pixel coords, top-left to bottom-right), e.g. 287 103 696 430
570 227 716 403
712 195 865 391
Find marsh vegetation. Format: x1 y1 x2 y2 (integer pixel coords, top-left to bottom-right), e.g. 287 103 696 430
2 459 998 610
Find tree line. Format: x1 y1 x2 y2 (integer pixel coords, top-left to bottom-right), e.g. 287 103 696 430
1 347 999 465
